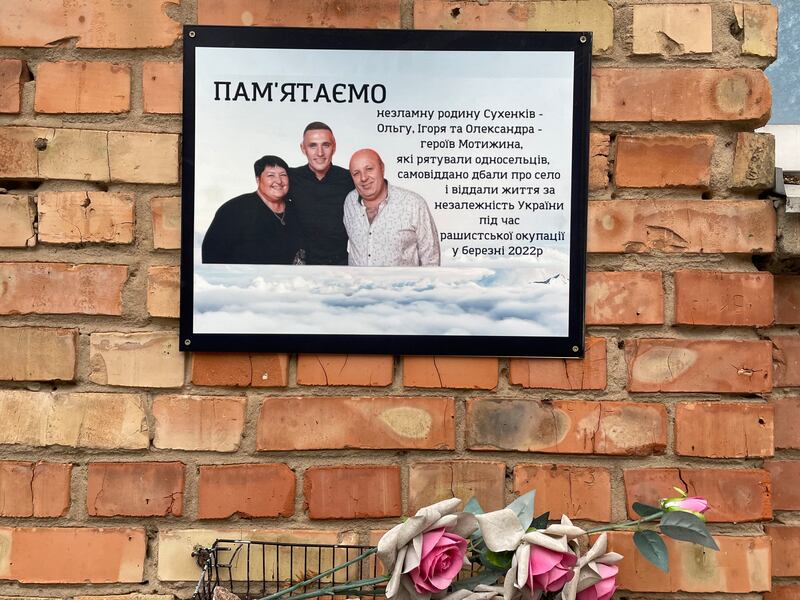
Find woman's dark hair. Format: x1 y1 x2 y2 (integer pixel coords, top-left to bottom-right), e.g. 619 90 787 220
254 155 290 177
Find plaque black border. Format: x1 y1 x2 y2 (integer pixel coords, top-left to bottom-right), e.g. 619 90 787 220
180 25 591 358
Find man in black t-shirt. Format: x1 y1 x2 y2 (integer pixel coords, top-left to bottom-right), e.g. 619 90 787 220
289 122 353 265
201 155 304 265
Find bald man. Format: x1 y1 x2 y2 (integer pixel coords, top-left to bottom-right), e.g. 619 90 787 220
343 149 440 267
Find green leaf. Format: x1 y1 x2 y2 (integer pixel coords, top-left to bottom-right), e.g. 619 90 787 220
484 549 514 570
632 503 663 518
464 497 484 515
528 511 550 531
660 511 719 551
633 530 669 572
506 491 535 530
450 571 502 591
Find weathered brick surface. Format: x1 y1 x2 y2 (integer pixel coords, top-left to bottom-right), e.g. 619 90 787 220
588 200 776 254
304 466 401 519
773 397 800 449
607 532 770 592
0 462 71 517
409 461 505 513
296 354 393 386
87 462 185 517
588 133 609 190
143 62 182 114
191 353 289 387
0 263 127 316
673 270 774 326
0 527 146 583
34 61 130 113
773 336 800 387
0 0 181 48
0 327 76 381
38 128 110 181
198 0 401 28
586 271 663 325
775 275 800 324
615 135 714 188
509 337 606 389
736 2 778 58
0 391 149 449
414 0 614 53
0 195 36 247
108 132 179 184
89 332 184 388
0 59 26 113
764 461 800 510
513 464 611 521
0 127 47 179
632 4 711 55
151 196 181 249
766 525 800 576
37 192 135 244
732 132 775 190
147 265 179 318
675 402 773 458
153 395 246 452
767 585 800 600
593 69 770 123
625 339 772 393
403 357 497 389
624 468 771 522
467 399 667 455
198 464 295 519
257 396 454 451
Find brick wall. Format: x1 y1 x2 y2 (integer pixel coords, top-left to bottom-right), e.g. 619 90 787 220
0 1 796 599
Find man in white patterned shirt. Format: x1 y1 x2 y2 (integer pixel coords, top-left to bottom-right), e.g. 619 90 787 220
343 149 441 267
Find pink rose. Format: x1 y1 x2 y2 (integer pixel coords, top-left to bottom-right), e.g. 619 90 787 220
576 563 618 600
408 528 468 594
661 495 710 519
527 545 577 593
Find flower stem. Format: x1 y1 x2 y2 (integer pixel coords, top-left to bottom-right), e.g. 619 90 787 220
584 511 664 535
263 575 390 600
259 547 379 600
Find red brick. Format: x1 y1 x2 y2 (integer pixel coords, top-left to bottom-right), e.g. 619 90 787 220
589 133 609 191
767 525 800 576
87 462 184 517
467 399 666 455
0 527 146 583
509 337 606 389
588 199 776 254
191 353 289 387
0 195 36 247
143 62 181 114
586 272 663 325
38 191 135 244
767 585 800 600
624 468 771 522
0 1 180 48
0 263 127 316
0 462 70 517
153 395 246 452
0 59 27 113
198 0 401 28
773 397 800 449
297 354 393 386
513 464 611 522
764 461 800 510
775 275 800 324
0 127 43 179
257 396 454 451
147 265 179 318
409 461 505 513
108 131 178 184
773 335 800 387
674 270 773 326
626 338 772 393
151 196 181 249
35 61 130 113
303 466 401 519
607 532 770 592
738 3 778 57
89 332 184 388
592 68 771 124
403 357 497 389
198 464 295 519
675 402 773 458
0 327 77 381
615 135 714 188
